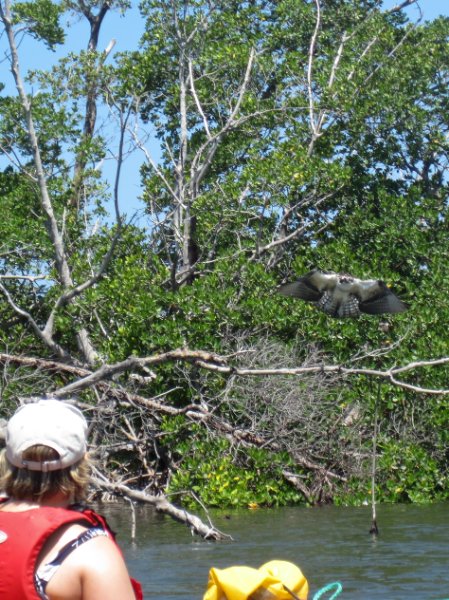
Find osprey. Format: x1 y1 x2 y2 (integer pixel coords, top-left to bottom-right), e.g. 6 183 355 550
278 269 408 318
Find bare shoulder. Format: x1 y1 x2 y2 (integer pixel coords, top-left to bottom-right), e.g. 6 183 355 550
43 525 136 600
69 534 136 599
74 531 126 568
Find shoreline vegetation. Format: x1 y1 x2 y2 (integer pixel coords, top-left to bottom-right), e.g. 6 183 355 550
1 0 449 539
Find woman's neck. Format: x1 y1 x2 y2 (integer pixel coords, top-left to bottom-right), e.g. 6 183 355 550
39 492 73 507
0 492 73 511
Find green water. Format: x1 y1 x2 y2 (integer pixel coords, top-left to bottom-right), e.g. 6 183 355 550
101 502 449 599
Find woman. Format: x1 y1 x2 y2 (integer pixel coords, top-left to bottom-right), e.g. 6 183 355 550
0 399 142 600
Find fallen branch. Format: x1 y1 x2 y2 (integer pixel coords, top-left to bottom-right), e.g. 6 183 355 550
91 476 232 541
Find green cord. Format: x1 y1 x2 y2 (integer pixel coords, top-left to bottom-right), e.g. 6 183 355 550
312 582 343 600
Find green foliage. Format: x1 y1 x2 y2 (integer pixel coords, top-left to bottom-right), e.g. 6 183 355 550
162 416 303 508
82 1 449 505
336 441 449 507
12 0 65 49
378 441 448 504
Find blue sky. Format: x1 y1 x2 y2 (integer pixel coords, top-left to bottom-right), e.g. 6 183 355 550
3 1 449 219
385 0 449 21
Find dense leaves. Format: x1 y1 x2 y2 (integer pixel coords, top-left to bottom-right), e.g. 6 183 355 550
0 0 449 509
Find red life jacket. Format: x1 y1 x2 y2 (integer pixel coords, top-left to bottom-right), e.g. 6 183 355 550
0 503 143 599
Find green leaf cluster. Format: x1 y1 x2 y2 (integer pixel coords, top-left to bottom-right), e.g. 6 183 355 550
12 0 64 49
162 417 303 508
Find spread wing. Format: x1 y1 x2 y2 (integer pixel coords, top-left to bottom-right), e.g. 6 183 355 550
355 279 408 315
278 270 338 301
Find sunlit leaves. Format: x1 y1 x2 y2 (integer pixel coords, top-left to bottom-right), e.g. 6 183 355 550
12 0 65 49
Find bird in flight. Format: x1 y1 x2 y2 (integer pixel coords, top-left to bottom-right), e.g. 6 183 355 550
278 269 408 318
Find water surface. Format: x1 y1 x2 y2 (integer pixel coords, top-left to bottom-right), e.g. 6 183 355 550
101 502 449 599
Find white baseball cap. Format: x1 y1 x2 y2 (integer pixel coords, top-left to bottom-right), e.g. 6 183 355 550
5 399 88 472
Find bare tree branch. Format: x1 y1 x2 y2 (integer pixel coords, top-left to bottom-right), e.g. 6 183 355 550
386 0 420 16
307 0 322 151
1 347 447 397
91 476 232 540
0 284 72 361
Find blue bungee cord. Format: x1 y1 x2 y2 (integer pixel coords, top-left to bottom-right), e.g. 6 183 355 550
312 581 343 600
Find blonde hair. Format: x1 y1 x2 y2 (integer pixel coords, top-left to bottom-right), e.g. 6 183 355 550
0 445 91 503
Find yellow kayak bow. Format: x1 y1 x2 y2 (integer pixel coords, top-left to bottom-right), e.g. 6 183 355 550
203 559 309 600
